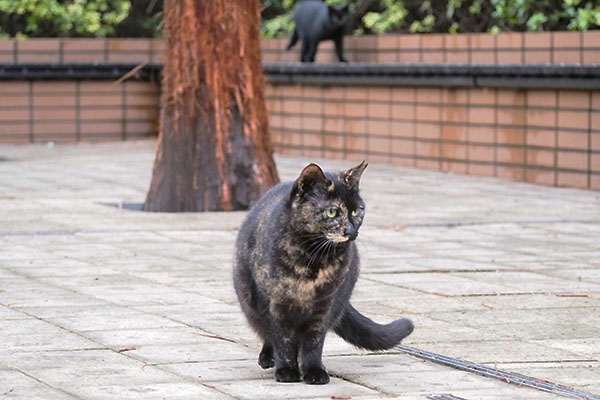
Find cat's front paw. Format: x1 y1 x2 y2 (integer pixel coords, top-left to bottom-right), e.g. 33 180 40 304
275 367 301 383
303 367 330 385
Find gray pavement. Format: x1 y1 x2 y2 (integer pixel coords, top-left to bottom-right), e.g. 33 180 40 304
0 139 599 400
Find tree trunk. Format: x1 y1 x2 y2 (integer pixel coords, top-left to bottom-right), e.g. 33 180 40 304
143 0 279 212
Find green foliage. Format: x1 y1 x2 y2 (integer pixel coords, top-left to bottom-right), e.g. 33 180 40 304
0 0 131 37
261 0 600 36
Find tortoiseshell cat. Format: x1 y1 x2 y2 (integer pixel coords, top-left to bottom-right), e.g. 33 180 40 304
233 162 414 384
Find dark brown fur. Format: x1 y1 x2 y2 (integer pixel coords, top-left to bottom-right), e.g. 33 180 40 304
233 162 413 384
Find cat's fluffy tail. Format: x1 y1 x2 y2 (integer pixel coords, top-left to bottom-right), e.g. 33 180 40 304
334 304 414 351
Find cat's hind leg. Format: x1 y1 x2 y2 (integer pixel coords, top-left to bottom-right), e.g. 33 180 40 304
258 341 275 369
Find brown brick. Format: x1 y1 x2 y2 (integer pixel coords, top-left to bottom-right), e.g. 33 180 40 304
470 88 496 106
324 117 344 133
592 133 600 151
525 169 555 186
591 153 600 172
471 50 495 64
442 106 467 123
391 121 413 138
496 50 523 64
583 51 600 64
415 122 440 139
468 163 495 176
34 109 76 121
416 88 440 104
282 85 302 98
345 135 367 154
63 38 104 51
80 95 122 107
0 109 29 122
558 110 589 131
526 109 556 128
558 91 590 110
33 95 76 108
0 122 29 135
442 143 467 159
303 116 322 132
108 38 152 51
468 144 494 162
527 128 555 148
554 50 580 64
557 151 588 171
368 87 391 102
398 51 421 63
497 128 524 145
471 33 495 50
345 119 367 135
126 107 157 120
368 136 391 154
582 31 600 48
398 35 421 49
0 94 28 108
32 121 77 135
378 35 399 50
442 161 468 174
368 102 390 119
442 124 467 142
33 82 76 94
446 50 469 64
497 165 525 180
345 102 367 118
368 119 391 136
391 87 415 103
527 149 555 167
468 126 495 143
443 89 468 105
497 33 522 49
553 32 581 48
557 172 588 189
18 39 61 51
391 138 415 156
422 51 444 63
497 146 524 165
590 174 600 190
281 99 301 114
125 94 158 107
524 50 551 64
323 100 345 117
416 105 439 122
391 103 413 120
81 121 122 135
497 108 525 126
377 52 397 64
527 90 557 108
524 32 551 49
346 87 368 101
416 140 440 157
0 40 14 50
557 131 589 150
468 106 495 125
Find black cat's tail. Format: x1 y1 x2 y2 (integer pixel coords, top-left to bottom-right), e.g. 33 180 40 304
286 29 298 50
334 304 414 351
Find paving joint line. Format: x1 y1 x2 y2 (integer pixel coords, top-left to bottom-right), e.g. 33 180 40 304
396 344 600 400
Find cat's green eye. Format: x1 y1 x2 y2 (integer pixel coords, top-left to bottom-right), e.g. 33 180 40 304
326 208 338 218
351 208 360 217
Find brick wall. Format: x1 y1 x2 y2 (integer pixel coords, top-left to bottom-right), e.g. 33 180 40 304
262 31 600 64
0 31 598 65
267 85 600 190
0 80 158 143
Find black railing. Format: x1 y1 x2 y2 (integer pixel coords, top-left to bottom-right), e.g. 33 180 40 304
0 62 599 90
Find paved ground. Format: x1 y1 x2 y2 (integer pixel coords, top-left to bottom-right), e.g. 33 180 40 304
1 139 599 400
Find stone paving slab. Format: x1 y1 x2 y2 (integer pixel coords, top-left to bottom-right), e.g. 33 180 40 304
1 140 599 399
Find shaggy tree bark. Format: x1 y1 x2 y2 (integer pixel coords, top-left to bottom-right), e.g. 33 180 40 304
143 0 279 212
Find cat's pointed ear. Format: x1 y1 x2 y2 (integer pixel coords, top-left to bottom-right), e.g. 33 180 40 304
341 160 368 188
291 163 330 197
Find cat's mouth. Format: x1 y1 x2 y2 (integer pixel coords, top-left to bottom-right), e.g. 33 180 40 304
326 234 349 243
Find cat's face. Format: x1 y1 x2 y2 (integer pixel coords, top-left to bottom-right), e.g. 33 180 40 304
290 162 367 243
328 5 351 30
